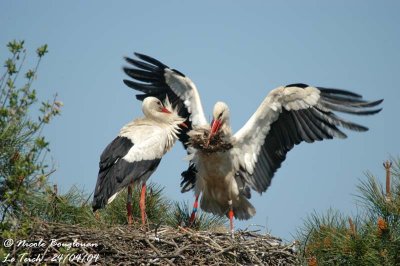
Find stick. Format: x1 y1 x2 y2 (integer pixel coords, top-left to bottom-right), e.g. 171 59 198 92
144 238 176 266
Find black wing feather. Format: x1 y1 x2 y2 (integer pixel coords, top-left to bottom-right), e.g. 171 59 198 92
98 136 133 172
123 53 192 148
245 85 383 194
93 158 161 211
92 136 162 211
181 163 197 193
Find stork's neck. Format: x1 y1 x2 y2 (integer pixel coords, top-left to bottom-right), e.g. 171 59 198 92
221 119 232 137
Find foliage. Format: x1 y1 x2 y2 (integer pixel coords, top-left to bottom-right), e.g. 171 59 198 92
0 40 62 232
0 38 224 225
298 158 400 265
23 185 96 226
96 182 171 227
8 181 168 227
17 181 226 230
2 179 226 232
0 40 231 263
165 200 227 231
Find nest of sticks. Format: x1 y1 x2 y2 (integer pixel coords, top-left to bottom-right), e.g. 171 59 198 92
10 222 299 265
188 130 233 154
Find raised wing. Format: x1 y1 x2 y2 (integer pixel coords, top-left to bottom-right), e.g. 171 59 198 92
123 53 208 147
233 83 383 194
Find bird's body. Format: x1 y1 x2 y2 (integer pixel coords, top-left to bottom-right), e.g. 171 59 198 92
192 147 256 219
122 53 382 233
92 96 185 225
187 110 256 220
195 148 235 203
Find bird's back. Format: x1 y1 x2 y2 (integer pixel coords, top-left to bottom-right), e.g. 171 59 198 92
92 119 179 211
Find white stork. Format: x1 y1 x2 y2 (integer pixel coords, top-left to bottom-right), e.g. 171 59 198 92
92 96 186 226
122 53 382 234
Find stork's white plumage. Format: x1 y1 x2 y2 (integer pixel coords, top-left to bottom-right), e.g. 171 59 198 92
92 96 185 225
123 53 382 234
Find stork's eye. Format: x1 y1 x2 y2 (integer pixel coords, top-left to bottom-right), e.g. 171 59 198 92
218 112 223 119
157 101 162 106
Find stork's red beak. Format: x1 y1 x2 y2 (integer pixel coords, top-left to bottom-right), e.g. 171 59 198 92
161 107 171 114
206 119 222 146
210 119 222 135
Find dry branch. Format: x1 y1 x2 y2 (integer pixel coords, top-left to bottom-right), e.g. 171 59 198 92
188 129 233 153
6 222 299 265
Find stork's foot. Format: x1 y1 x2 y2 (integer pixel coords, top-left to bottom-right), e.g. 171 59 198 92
140 208 147 228
139 183 147 230
127 201 133 225
229 210 235 238
228 200 234 238
188 194 200 227
140 212 148 231
127 182 134 226
127 213 133 225
94 211 100 221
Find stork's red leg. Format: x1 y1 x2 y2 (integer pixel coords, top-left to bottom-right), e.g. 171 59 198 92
189 194 200 226
139 183 147 227
228 200 234 237
127 182 133 225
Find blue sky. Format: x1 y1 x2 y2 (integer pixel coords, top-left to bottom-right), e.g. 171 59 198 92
1 1 399 241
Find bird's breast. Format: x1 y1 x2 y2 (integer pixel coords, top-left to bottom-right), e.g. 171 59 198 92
194 150 240 202
197 151 234 182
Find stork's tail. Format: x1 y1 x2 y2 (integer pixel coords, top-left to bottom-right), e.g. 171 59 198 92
200 193 256 220
232 196 256 220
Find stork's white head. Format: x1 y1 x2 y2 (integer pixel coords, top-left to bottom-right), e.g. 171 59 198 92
142 96 171 118
142 96 186 126
208 101 232 142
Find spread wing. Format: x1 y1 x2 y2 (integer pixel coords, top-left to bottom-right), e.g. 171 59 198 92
123 53 208 147
233 83 383 194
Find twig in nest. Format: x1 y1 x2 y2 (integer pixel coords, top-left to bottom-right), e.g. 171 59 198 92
209 244 237 259
188 130 233 153
13 221 299 265
144 238 176 266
